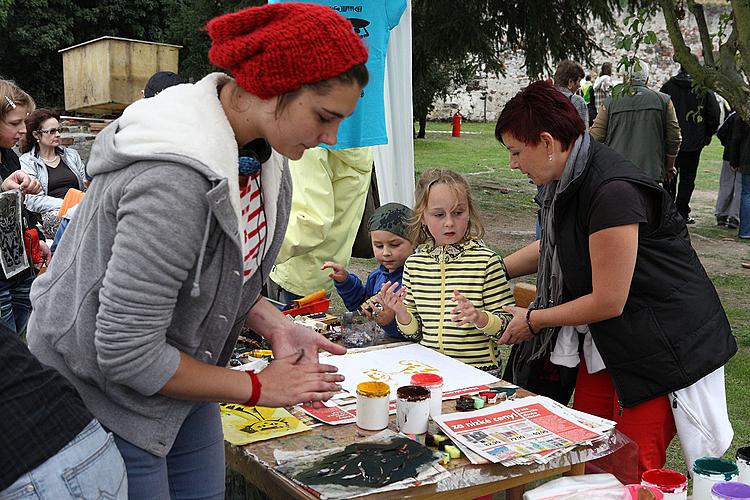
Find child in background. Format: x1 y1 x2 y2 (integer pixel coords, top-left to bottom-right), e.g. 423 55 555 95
380 169 514 373
322 202 415 339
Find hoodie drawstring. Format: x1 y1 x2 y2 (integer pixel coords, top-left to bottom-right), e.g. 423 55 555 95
191 208 212 297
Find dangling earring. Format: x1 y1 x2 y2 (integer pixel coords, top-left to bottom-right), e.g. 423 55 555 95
548 154 553 162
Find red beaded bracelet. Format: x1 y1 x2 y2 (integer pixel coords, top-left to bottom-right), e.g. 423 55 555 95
526 308 540 336
243 370 262 407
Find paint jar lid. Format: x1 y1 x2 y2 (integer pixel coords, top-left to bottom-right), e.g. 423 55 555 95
737 446 750 462
624 484 664 499
410 372 444 388
356 381 390 398
396 385 430 401
693 457 739 480
711 481 750 499
641 469 688 492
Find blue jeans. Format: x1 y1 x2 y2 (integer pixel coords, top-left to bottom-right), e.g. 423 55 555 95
112 402 225 500
0 273 34 335
741 173 750 239
0 420 127 499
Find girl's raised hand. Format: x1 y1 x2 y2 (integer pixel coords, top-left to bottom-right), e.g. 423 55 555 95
451 290 489 328
321 261 348 283
379 281 409 323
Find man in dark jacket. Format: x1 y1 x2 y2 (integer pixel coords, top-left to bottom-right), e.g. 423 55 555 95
661 67 721 223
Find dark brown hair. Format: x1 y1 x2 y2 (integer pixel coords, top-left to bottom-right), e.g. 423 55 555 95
275 63 369 116
553 60 585 88
495 80 585 152
21 108 60 153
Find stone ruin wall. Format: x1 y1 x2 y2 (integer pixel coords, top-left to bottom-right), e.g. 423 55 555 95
429 5 732 122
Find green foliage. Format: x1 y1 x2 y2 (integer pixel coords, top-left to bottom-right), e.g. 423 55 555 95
412 0 636 132
0 0 178 107
165 0 264 83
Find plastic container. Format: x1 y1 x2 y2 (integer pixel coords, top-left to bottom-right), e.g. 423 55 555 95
641 469 688 500
281 298 330 316
355 382 390 431
625 484 664 499
410 373 444 418
711 482 750 499
693 458 740 500
395 385 430 435
738 447 750 485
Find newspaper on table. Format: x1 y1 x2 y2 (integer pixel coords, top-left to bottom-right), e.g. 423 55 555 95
433 395 616 466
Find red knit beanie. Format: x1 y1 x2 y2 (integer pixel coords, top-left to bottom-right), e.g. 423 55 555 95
207 3 368 99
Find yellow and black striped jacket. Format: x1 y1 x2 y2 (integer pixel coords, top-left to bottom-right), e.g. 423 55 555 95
396 239 514 368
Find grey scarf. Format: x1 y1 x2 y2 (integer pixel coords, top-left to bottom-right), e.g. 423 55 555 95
511 133 591 382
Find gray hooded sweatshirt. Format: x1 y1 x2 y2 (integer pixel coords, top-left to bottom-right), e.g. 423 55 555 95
27 73 292 457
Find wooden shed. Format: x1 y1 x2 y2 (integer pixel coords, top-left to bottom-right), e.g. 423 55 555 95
59 36 181 114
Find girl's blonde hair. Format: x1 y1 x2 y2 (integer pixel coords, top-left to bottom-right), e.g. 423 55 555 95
409 168 485 245
0 79 35 122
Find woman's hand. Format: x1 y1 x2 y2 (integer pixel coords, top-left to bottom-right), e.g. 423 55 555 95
379 281 409 324
271 321 346 364
451 290 488 328
2 171 41 194
255 350 344 407
496 305 537 345
38 240 51 269
321 261 348 283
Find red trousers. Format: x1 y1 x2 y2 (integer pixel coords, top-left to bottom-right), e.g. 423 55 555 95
573 358 676 476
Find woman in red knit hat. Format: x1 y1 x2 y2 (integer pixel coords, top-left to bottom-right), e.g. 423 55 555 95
27 3 369 498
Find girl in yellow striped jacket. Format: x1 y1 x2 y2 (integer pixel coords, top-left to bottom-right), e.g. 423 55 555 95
381 169 514 373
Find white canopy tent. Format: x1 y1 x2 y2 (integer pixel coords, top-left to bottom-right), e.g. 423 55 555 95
371 0 415 208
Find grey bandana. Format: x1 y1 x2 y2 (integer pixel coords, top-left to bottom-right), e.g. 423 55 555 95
511 132 591 382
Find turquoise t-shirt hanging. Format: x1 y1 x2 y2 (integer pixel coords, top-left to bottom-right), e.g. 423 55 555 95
269 0 407 149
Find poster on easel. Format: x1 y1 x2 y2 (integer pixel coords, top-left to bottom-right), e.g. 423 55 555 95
324 344 500 401
0 190 29 278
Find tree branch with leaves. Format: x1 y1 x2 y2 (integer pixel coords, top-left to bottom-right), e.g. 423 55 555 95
658 0 750 120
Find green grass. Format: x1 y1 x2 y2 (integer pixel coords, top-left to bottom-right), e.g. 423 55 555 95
413 121 750 475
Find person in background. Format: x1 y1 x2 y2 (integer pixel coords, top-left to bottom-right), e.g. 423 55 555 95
322 202 415 339
581 74 596 126
715 110 742 230
553 60 588 126
0 79 50 335
660 66 721 224
142 71 187 98
590 62 682 183
592 62 613 116
495 80 736 476
27 4 367 498
19 109 87 236
380 169 514 374
728 116 750 241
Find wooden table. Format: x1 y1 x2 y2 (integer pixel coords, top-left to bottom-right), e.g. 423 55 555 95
225 391 605 499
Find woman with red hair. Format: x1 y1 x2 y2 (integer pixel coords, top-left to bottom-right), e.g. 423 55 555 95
496 80 736 476
28 3 368 497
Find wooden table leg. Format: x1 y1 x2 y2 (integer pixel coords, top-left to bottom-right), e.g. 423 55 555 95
566 462 586 476
506 485 525 500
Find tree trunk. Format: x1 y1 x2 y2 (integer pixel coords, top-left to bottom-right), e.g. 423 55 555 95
417 114 427 138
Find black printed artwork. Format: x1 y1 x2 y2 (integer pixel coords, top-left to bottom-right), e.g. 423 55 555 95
294 438 435 488
0 190 29 278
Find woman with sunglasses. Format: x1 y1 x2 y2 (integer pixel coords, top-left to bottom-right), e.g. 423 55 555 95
0 79 50 335
19 109 87 236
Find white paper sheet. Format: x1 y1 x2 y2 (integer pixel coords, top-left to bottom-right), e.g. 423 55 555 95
324 343 499 401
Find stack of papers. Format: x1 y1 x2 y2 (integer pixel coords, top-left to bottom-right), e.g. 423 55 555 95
433 396 615 466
